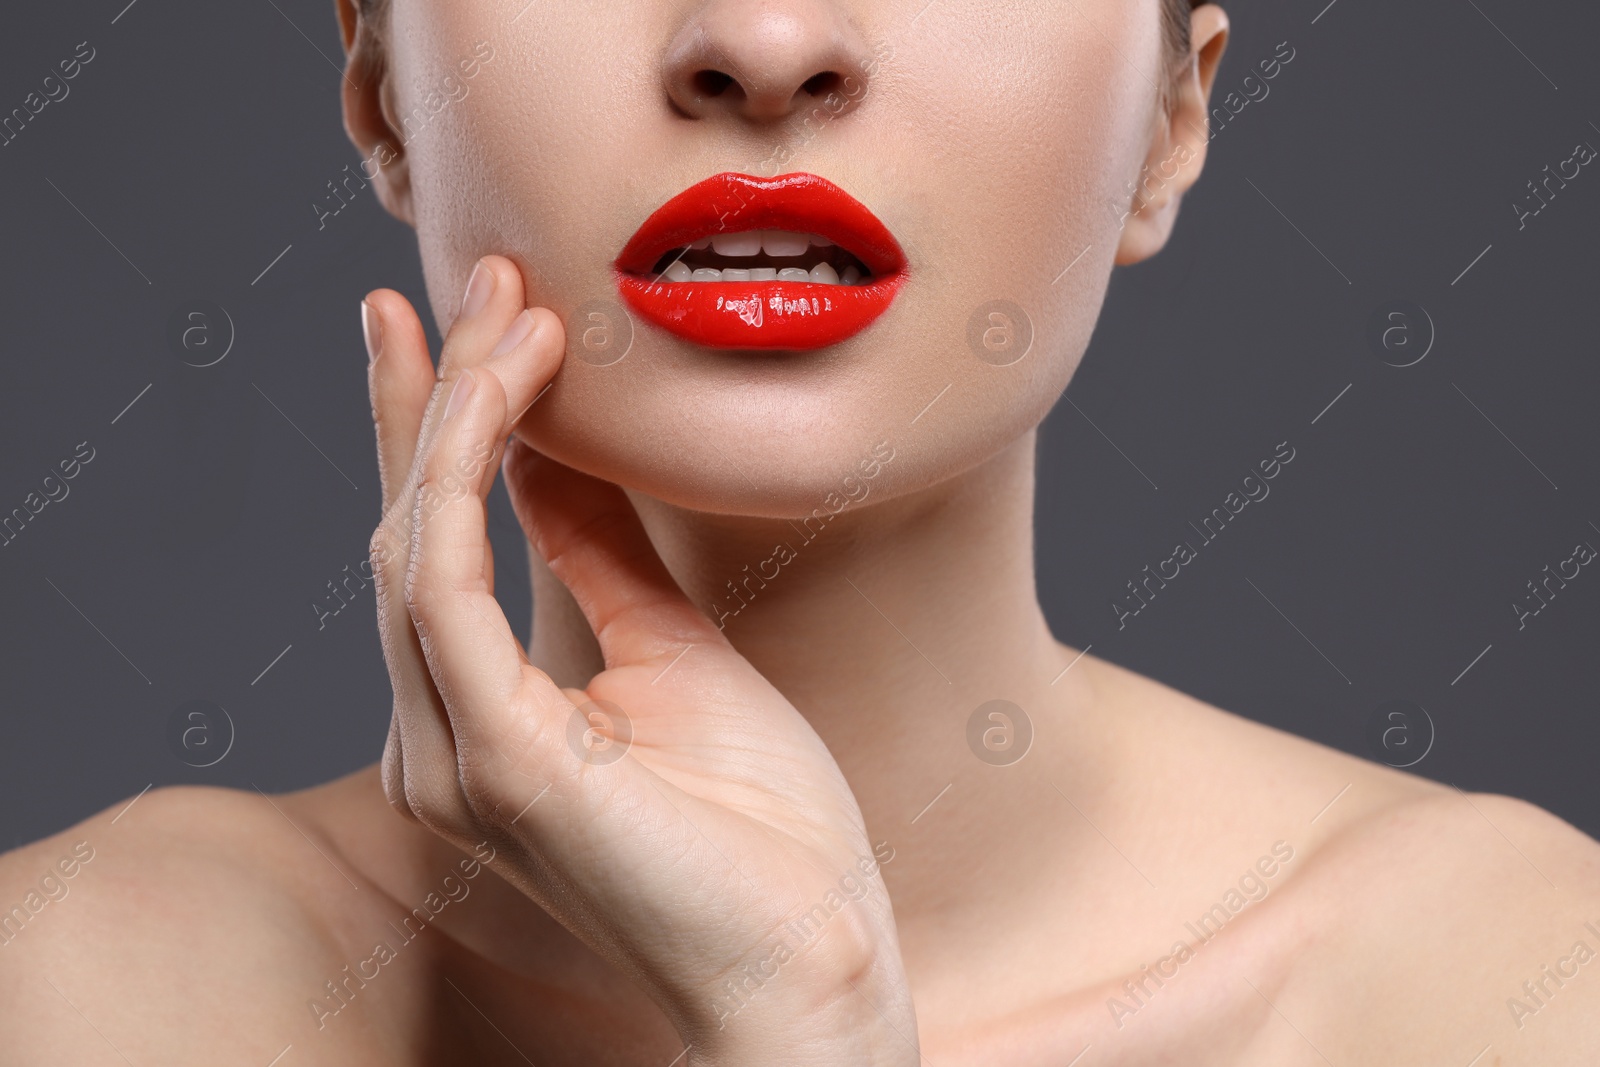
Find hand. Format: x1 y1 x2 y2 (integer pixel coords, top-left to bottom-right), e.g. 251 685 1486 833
361 255 919 1066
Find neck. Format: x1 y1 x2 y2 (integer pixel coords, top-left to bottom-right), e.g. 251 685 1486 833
524 429 1085 885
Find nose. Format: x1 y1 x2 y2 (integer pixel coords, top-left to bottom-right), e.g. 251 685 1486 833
662 0 875 122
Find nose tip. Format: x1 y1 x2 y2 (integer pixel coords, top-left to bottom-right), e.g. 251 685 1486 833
662 0 874 122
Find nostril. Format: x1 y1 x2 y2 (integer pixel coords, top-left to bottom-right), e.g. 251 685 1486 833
692 70 737 98
799 71 842 98
661 1 877 122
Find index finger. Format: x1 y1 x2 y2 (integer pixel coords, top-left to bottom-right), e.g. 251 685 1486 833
365 289 434 516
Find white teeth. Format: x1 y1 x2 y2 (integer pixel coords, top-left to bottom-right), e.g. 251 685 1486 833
668 229 869 283
690 230 836 257
762 230 809 257
711 231 762 256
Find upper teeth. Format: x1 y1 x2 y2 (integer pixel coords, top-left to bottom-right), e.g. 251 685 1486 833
661 230 864 285
687 230 830 257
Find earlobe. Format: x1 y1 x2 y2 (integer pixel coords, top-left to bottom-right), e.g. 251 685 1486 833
1113 5 1230 266
336 1 415 226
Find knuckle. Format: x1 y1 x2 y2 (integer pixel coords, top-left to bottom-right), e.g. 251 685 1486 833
402 772 474 841
380 760 420 823
401 542 432 617
369 523 402 574
457 769 510 826
455 758 542 837
464 684 563 783
457 699 559 822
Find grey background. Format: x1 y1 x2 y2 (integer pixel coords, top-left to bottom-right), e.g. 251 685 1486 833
2 0 1597 851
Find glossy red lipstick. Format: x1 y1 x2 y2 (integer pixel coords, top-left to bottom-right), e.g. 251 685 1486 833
614 172 906 350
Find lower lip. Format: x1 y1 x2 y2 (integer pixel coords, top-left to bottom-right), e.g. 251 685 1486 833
614 272 905 350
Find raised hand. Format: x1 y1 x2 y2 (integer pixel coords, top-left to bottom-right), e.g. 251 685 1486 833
361 255 918 1066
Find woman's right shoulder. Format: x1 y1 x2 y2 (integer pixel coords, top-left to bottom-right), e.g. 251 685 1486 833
0 784 382 1065
0 781 343 911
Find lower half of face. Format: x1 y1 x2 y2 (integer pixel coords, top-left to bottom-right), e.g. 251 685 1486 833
392 0 1164 518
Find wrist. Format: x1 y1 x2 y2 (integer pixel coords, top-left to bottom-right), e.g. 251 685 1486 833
680 926 918 1067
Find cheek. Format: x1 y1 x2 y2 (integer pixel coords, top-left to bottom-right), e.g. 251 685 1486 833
400 4 655 329
839 4 1157 480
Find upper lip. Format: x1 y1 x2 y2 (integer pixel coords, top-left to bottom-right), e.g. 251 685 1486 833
614 172 906 279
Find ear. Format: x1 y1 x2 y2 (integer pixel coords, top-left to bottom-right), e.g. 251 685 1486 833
335 0 415 227
1114 5 1229 265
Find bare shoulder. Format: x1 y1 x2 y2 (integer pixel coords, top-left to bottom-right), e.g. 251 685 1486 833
0 783 389 1065
1078 652 1600 1061
1279 789 1600 1063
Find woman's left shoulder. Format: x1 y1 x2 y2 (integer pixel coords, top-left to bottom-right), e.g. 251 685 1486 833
1275 788 1600 1060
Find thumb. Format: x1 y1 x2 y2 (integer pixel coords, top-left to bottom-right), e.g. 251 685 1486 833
501 440 726 671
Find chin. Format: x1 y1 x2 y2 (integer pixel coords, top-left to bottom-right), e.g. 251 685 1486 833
509 400 900 521
511 335 1051 521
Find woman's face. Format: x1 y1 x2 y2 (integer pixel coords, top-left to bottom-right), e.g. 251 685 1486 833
355 0 1214 517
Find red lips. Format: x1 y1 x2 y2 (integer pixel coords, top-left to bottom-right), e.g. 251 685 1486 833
614 172 906 350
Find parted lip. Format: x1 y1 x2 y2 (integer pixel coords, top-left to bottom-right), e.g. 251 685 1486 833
613 171 907 279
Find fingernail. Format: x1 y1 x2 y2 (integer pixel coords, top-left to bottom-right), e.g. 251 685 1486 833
444 369 477 420
460 259 496 319
489 309 535 358
361 299 383 365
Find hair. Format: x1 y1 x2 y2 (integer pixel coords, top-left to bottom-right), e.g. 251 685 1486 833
1159 0 1204 110
352 0 389 78
1162 0 1199 66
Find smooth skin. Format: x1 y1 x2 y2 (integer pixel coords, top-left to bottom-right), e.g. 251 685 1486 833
4 1 1600 1064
